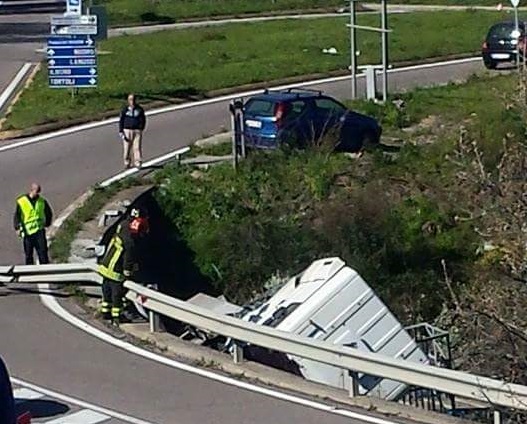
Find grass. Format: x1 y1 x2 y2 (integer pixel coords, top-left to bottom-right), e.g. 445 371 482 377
49 176 143 262
49 186 119 262
4 9 520 131
95 0 343 26
94 0 501 27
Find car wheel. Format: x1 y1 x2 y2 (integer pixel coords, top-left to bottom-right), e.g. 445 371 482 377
484 60 497 70
363 130 380 147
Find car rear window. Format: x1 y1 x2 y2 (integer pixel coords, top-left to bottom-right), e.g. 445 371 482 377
488 23 524 40
245 99 276 116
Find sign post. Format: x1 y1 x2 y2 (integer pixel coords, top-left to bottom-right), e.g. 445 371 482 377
347 0 391 102
511 0 521 71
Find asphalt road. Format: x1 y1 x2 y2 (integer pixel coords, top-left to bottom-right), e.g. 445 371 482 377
0 13 47 101
0 57 488 423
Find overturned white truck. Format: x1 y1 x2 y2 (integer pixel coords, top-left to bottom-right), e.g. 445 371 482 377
237 257 430 400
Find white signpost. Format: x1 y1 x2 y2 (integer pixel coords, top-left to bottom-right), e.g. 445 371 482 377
511 0 521 70
66 0 82 15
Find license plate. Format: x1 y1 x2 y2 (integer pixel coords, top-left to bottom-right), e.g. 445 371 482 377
491 53 510 59
245 119 262 129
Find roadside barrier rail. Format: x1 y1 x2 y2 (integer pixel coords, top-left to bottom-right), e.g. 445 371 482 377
1 264 527 412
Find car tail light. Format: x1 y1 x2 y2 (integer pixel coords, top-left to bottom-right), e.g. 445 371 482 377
274 102 286 128
482 41 488 50
17 412 31 424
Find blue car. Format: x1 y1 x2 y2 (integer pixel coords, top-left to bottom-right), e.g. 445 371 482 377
242 88 381 152
0 356 16 424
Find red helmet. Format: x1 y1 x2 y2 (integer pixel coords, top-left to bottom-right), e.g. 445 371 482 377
129 216 149 236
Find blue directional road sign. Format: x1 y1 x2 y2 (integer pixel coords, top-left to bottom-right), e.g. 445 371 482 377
48 77 98 87
47 35 98 89
48 36 94 47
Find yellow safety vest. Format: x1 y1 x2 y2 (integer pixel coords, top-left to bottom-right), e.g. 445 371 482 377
17 195 46 236
98 234 125 282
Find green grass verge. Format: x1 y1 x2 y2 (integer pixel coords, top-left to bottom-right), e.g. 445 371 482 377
4 10 518 131
95 0 343 26
94 0 501 27
49 176 144 262
49 186 119 262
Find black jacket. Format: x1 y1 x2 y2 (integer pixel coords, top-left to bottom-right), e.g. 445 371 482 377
119 105 146 132
100 219 136 279
13 194 53 231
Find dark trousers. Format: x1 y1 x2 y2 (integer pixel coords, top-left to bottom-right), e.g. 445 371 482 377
23 229 49 265
101 278 125 319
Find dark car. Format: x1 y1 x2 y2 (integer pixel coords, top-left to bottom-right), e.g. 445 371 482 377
482 21 526 69
242 88 381 152
0 356 16 424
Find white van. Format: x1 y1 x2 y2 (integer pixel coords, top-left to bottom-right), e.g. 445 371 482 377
241 257 429 400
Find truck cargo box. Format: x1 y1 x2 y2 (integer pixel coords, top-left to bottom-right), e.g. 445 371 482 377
241 257 429 400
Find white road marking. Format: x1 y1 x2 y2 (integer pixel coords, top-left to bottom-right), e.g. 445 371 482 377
99 146 190 187
0 62 32 112
38 283 402 424
43 409 110 424
13 387 45 402
0 56 481 155
10 377 156 424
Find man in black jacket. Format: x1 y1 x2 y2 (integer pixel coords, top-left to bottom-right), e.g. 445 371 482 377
119 93 146 169
13 183 53 265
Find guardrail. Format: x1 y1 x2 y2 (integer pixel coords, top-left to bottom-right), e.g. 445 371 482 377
1 264 527 414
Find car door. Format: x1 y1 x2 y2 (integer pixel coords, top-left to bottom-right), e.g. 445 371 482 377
279 99 309 148
311 97 347 147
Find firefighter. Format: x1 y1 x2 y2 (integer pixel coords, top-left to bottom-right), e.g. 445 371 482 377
99 208 147 325
13 183 53 265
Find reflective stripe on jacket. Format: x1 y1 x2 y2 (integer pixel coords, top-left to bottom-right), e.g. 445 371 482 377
16 195 45 236
98 233 125 282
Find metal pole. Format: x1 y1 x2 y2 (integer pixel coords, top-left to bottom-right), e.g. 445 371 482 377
348 371 360 397
238 111 246 159
515 7 520 72
233 342 244 364
350 0 357 100
381 0 389 102
229 102 238 170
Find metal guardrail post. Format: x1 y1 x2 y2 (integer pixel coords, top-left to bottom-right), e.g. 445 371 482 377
232 341 244 364
147 284 160 333
348 371 360 397
149 310 160 333
493 410 502 424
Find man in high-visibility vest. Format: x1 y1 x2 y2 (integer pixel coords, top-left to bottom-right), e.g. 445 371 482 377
13 183 53 265
99 208 148 325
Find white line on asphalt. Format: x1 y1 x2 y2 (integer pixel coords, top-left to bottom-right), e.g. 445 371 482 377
43 409 110 424
0 62 32 113
99 146 190 187
0 56 481 155
13 387 45 402
38 284 402 424
10 377 156 424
